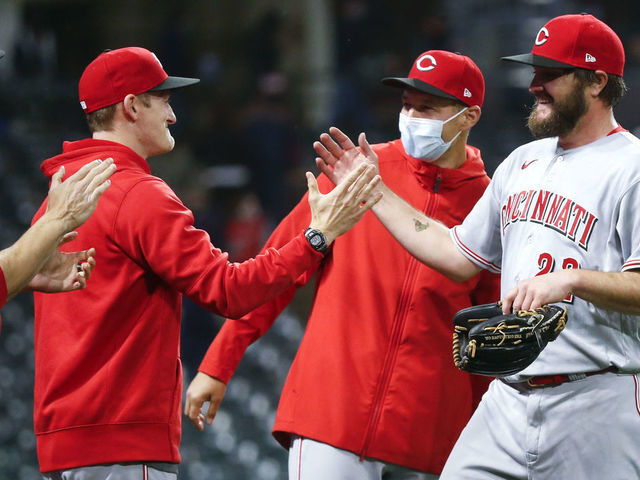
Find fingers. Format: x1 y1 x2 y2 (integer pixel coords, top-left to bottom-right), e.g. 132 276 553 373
81 256 96 281
357 176 383 208
65 159 115 202
66 159 107 186
184 394 206 431
205 399 220 425
198 413 205 430
329 126 356 150
70 158 113 183
89 178 113 204
501 292 514 314
71 248 97 288
72 269 87 290
86 162 116 201
315 157 338 185
319 131 349 160
341 163 373 194
313 140 336 167
503 284 543 312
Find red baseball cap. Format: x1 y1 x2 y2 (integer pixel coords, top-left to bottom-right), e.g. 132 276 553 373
502 14 624 76
381 50 485 107
79 47 200 113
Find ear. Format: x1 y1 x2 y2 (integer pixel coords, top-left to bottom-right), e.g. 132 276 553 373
460 105 481 131
589 70 608 98
122 94 139 121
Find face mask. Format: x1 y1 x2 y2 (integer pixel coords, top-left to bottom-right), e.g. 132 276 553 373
399 107 468 162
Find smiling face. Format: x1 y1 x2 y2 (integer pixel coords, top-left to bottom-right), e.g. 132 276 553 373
527 67 588 139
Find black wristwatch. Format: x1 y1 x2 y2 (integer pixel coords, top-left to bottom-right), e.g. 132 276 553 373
304 227 329 254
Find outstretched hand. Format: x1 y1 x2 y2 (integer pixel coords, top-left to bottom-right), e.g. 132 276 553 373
306 163 382 245
314 127 380 186
27 233 96 293
46 158 116 231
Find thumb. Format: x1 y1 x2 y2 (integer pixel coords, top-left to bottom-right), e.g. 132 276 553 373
306 171 319 198
358 132 374 158
60 231 79 245
50 166 65 189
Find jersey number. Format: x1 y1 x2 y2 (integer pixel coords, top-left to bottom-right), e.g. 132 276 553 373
536 253 578 304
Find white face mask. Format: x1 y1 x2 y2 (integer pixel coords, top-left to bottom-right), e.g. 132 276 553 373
399 107 468 162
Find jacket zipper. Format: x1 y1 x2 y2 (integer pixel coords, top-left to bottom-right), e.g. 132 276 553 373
358 190 439 459
434 170 442 193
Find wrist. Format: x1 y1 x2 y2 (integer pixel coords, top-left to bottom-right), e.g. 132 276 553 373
304 227 330 254
38 211 72 235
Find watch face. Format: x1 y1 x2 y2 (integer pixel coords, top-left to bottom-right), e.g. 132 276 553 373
305 228 327 253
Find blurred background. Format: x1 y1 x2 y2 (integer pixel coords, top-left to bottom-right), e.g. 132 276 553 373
0 0 639 478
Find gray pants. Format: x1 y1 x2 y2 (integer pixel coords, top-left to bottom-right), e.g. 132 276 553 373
441 373 637 479
289 436 439 480
43 464 178 480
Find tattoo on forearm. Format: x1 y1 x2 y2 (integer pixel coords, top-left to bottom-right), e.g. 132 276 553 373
414 218 429 232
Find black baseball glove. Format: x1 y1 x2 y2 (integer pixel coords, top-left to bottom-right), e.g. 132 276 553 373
452 302 567 377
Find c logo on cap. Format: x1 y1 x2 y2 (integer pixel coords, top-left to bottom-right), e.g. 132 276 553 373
416 54 437 72
535 27 549 46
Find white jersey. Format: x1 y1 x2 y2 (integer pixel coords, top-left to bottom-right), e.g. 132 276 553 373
451 130 640 380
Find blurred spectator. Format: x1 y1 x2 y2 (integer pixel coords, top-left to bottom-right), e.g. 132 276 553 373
224 191 268 262
238 72 303 223
13 25 57 79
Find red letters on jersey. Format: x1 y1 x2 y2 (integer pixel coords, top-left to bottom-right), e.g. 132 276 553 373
501 189 597 250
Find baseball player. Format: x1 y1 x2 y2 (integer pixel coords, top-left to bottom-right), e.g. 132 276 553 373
317 13 640 480
30 47 380 479
185 50 499 479
0 50 114 315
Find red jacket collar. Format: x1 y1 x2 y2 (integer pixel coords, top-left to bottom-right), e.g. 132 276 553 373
390 139 489 190
41 138 151 178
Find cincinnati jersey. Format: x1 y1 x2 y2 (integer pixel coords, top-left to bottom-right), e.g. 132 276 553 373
452 131 640 380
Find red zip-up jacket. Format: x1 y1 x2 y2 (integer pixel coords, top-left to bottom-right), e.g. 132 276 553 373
199 140 500 473
31 139 324 472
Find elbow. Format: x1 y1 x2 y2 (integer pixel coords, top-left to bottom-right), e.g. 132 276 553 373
224 308 248 320
448 271 471 283
441 261 480 283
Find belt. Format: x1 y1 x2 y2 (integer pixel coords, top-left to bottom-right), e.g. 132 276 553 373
504 366 617 390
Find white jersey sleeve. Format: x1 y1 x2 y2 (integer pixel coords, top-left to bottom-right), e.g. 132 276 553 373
450 159 511 274
615 179 640 271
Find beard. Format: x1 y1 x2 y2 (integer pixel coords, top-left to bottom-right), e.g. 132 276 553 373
527 83 588 139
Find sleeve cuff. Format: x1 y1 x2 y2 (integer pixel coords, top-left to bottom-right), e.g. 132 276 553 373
0 267 8 308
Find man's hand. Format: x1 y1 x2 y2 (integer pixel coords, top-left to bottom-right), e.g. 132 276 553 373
501 270 576 313
27 233 96 293
184 372 227 431
46 158 116 231
314 127 380 186
306 163 382 245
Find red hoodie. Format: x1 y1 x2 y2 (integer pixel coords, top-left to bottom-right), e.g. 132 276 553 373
199 140 500 474
31 139 324 472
